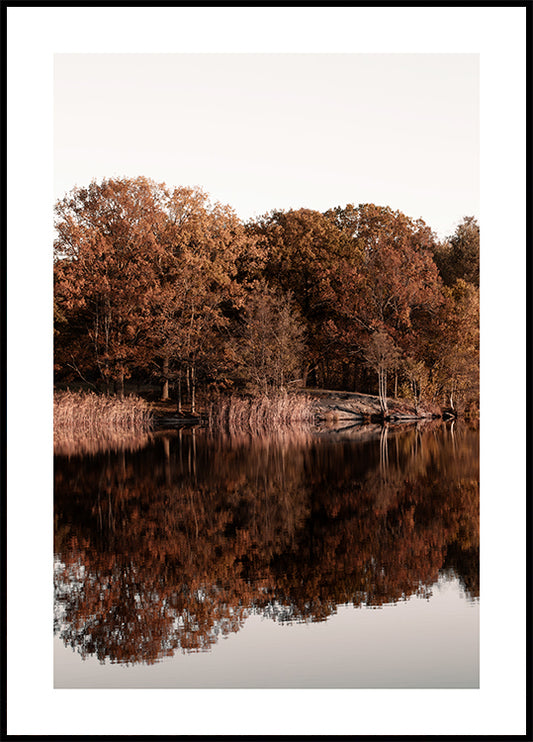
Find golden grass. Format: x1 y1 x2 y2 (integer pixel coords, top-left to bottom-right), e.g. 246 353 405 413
208 391 316 435
54 391 153 454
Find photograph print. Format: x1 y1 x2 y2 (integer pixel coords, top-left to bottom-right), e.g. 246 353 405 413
52 52 480 690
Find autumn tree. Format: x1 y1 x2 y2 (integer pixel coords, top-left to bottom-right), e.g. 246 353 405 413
402 357 431 414
332 204 442 332
247 208 349 387
147 187 249 410
363 330 401 414
317 204 443 392
433 216 479 287
54 177 168 396
426 217 479 415
227 279 306 394
55 179 250 407
431 279 479 415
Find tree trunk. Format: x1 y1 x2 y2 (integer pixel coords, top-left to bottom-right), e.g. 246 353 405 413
449 385 455 411
163 436 171 486
176 369 182 414
378 368 388 415
161 355 170 401
302 364 309 388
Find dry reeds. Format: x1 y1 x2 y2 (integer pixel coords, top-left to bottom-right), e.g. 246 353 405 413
208 391 316 435
54 391 153 454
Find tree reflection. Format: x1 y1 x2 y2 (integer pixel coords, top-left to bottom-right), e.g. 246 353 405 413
54 424 479 665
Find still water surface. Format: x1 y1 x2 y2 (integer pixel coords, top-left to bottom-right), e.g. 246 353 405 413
54 422 479 688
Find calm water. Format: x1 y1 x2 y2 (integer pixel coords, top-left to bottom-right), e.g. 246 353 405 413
54 422 479 688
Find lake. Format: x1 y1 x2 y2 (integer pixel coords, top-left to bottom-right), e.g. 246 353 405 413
54 421 479 688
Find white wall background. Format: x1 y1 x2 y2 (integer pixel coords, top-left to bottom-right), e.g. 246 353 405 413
6 5 526 737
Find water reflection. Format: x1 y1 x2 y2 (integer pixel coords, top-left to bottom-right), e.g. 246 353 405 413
54 431 154 457
54 422 479 667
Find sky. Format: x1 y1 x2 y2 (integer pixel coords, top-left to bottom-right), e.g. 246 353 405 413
54 53 479 239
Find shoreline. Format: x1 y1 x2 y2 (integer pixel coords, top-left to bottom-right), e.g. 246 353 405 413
53 388 458 455
149 388 449 431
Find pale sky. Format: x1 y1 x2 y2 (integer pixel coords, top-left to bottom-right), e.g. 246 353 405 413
54 53 479 238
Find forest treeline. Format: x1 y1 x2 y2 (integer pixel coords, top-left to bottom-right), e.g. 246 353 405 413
54 177 479 416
